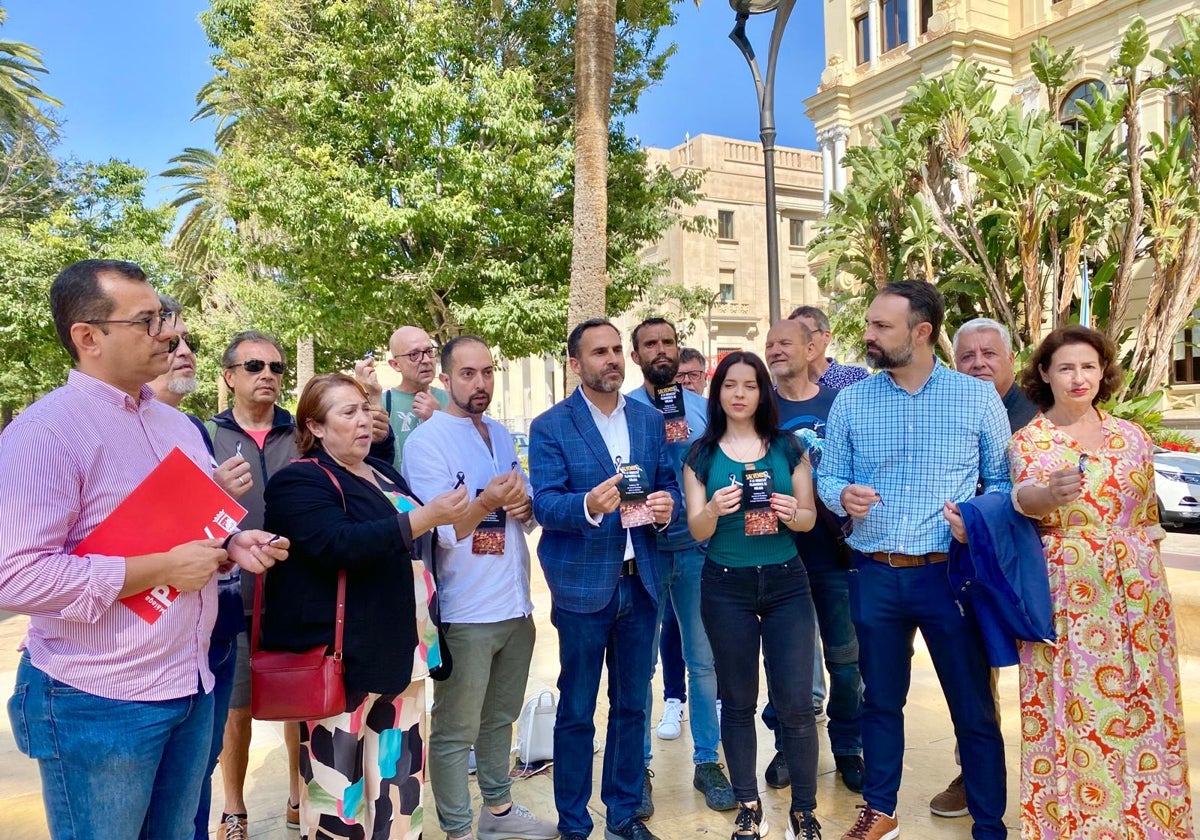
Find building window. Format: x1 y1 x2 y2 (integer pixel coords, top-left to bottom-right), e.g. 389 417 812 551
919 0 933 33
881 0 909 53
718 268 736 302
1166 92 1195 153
1059 80 1108 129
853 14 870 65
789 218 806 248
718 209 735 240
1173 311 1200 385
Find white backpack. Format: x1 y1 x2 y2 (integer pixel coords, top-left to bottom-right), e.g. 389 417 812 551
515 690 558 765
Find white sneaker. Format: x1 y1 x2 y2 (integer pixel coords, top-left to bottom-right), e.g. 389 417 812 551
655 698 685 740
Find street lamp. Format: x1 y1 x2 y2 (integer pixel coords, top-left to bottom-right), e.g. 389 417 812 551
728 0 796 326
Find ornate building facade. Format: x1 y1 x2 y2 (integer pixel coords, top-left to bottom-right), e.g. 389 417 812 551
804 0 1200 419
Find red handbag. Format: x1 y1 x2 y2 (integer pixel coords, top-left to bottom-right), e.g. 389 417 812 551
249 461 348 722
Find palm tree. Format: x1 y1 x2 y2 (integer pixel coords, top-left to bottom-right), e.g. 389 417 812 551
0 8 60 142
566 0 617 353
161 146 230 274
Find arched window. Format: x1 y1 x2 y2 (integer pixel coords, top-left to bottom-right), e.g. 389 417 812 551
1059 80 1108 128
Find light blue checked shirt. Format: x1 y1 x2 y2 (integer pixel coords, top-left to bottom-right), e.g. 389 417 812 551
817 362 1012 555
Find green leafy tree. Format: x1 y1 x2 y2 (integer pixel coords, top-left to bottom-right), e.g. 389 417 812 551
182 0 701 373
0 161 176 420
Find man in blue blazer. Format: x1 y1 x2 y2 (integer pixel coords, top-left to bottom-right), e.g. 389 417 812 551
530 318 680 840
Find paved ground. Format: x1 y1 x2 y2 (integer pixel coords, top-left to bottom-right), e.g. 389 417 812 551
1 530 1198 839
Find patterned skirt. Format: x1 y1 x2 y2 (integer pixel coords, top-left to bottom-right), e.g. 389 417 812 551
298 680 426 839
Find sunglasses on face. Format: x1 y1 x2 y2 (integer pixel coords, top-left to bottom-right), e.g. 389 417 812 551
226 359 286 375
167 332 200 354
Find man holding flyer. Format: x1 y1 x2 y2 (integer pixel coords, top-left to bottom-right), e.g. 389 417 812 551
0 259 288 840
625 317 732 815
402 335 557 840
530 318 679 840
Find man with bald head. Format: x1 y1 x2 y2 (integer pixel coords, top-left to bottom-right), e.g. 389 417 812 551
380 325 449 470
762 317 865 794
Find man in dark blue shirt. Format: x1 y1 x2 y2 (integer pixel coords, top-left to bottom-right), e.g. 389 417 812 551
763 317 865 795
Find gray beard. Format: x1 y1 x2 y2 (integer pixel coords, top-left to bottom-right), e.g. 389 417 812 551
167 376 198 395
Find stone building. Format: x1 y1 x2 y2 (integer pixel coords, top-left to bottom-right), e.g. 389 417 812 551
804 0 1200 417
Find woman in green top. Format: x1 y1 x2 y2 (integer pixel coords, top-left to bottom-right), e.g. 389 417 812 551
683 351 822 840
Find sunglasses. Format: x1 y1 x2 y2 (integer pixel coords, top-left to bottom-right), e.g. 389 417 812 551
226 359 286 375
167 332 200 354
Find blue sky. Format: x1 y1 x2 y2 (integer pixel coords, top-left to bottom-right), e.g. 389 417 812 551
3 0 825 203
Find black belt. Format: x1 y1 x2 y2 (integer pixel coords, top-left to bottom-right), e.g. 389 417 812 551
619 558 638 576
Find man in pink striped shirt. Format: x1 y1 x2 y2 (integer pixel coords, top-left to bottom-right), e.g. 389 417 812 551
0 259 289 840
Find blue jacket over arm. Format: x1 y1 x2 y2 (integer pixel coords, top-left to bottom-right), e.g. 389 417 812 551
948 492 1056 667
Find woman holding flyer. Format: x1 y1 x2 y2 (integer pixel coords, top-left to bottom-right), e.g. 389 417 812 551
260 373 469 839
682 351 821 840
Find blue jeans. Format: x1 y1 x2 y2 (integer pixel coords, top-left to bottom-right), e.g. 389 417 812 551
659 601 685 702
643 545 720 766
551 575 657 836
848 552 1006 839
763 567 862 758
193 637 238 840
701 558 818 812
8 652 214 840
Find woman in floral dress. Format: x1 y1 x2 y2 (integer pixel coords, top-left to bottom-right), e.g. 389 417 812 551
1008 326 1192 840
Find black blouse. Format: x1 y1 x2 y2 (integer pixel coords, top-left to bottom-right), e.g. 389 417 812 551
260 448 426 694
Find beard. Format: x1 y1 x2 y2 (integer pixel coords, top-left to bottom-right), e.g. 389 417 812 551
581 365 623 393
642 357 678 388
865 337 914 370
451 387 491 416
167 375 198 395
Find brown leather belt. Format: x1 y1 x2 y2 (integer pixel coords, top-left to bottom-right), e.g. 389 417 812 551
620 558 638 576
868 551 948 568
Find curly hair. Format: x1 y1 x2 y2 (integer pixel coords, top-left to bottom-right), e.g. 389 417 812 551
1019 325 1123 409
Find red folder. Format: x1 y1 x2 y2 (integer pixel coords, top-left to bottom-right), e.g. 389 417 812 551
74 447 248 624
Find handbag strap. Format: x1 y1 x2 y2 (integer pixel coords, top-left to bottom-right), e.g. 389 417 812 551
250 458 348 659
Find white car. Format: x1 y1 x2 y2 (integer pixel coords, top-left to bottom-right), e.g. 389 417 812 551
1153 448 1200 527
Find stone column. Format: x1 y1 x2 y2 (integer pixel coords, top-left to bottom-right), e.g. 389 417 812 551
907 0 918 46
867 0 880 68
832 125 850 193
818 129 834 211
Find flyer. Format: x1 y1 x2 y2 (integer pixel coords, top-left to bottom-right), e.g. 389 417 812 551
653 384 690 443
742 467 778 536
472 488 508 555
617 461 655 528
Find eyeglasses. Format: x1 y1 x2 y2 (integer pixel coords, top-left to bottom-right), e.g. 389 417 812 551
82 310 178 337
226 359 286 375
167 332 200 354
398 347 436 364
676 371 705 383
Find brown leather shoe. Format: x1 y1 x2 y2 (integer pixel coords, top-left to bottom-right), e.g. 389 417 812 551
286 798 300 829
929 773 969 817
216 813 248 840
840 805 897 840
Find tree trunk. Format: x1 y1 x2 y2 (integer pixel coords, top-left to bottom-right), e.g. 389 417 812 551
297 335 314 396
1107 82 1145 344
1 403 12 430
566 0 616 391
